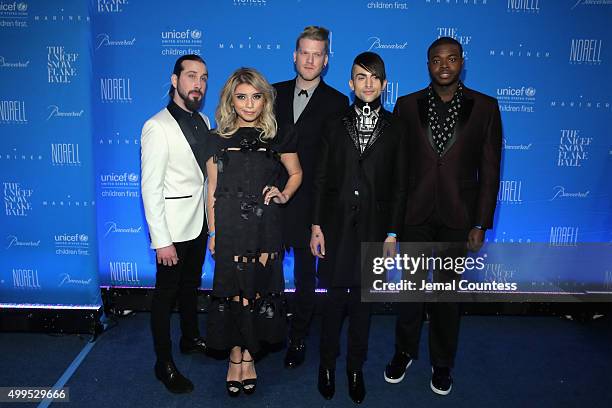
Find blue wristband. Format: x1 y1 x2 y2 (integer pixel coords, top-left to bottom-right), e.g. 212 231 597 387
208 231 216 237
387 232 397 238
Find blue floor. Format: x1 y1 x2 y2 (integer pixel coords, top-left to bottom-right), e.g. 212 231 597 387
0 313 610 408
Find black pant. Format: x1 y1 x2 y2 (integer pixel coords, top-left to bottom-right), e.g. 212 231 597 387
288 247 317 342
395 214 468 368
320 287 372 371
151 229 206 361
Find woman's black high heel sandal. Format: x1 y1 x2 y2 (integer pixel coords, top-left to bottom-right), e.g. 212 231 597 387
226 359 242 397
241 358 257 395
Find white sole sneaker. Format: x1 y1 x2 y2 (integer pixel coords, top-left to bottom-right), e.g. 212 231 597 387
383 359 413 384
430 367 452 395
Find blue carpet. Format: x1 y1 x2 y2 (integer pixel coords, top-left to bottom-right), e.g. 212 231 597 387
0 313 610 407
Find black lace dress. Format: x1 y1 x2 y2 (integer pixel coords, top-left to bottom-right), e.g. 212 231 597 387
206 126 296 354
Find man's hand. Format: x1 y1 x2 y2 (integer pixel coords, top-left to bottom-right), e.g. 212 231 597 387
467 228 485 252
310 225 326 258
156 244 178 266
383 236 397 258
208 235 215 256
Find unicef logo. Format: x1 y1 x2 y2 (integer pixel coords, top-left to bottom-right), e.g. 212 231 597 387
128 173 139 182
79 234 89 242
17 2 27 12
525 87 536 97
190 30 202 40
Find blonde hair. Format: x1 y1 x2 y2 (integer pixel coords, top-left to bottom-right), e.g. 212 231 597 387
295 26 330 55
215 67 277 140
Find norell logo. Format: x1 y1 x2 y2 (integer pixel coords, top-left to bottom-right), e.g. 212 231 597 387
569 39 603 64
100 77 132 102
549 226 579 246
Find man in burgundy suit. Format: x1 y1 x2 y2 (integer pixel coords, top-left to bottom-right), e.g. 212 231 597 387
383 37 502 396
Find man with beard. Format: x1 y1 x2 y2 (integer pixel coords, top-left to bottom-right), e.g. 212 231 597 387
273 26 349 369
141 54 212 394
383 37 502 396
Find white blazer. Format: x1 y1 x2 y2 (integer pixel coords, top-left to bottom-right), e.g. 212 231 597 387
140 108 211 249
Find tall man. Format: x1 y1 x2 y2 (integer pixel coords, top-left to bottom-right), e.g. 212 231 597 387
384 37 502 395
141 54 211 394
273 26 349 368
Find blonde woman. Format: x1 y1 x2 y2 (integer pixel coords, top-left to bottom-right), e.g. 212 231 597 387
205 68 302 397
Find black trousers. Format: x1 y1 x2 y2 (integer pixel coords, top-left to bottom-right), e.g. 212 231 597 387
320 287 372 371
288 247 317 342
395 213 469 368
151 229 206 361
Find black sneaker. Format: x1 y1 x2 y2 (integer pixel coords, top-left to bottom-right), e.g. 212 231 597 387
430 366 452 395
384 351 412 384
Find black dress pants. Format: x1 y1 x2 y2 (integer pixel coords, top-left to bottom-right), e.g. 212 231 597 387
288 246 317 342
320 287 372 371
151 228 206 361
395 213 469 368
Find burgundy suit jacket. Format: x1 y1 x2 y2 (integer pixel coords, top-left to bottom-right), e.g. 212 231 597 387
393 86 502 230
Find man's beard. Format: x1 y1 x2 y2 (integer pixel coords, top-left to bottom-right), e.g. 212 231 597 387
178 87 203 112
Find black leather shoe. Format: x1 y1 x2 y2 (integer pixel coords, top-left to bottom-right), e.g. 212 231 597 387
154 360 194 394
179 336 207 355
284 339 306 368
430 366 453 395
317 367 335 400
384 351 412 384
347 369 366 404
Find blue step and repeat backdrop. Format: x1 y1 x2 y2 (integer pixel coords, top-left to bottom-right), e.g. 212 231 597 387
1 0 611 307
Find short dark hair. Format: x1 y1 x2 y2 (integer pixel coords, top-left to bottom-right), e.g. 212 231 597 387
351 51 386 82
427 37 463 60
168 54 206 97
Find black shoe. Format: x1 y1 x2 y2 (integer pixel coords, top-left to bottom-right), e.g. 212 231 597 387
384 351 412 384
347 370 366 404
154 360 194 394
241 358 257 395
226 359 242 397
179 336 207 355
317 367 335 400
430 366 453 395
284 339 306 368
